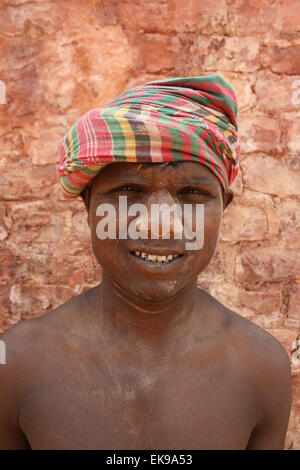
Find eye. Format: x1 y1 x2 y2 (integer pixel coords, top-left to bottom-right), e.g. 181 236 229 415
180 187 209 196
119 185 134 191
182 188 200 194
111 184 141 193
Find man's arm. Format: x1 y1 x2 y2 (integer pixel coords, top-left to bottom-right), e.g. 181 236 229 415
0 325 32 449
246 336 292 450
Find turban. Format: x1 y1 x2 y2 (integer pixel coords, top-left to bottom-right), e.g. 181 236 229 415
57 75 240 198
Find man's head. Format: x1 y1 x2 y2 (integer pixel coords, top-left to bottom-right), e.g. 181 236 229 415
57 74 240 301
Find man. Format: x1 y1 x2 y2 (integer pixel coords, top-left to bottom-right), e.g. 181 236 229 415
0 76 292 450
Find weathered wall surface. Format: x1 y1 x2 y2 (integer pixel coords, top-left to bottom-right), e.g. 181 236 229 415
0 0 299 449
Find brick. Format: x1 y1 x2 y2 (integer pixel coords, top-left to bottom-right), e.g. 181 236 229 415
286 117 300 154
170 0 227 34
221 203 267 241
38 25 133 111
274 198 300 232
237 190 280 236
28 128 64 166
0 206 10 241
238 113 281 154
71 210 90 242
10 284 74 319
192 35 261 73
91 0 120 28
241 285 282 316
0 2 63 37
255 71 300 113
118 0 171 33
227 0 300 37
0 164 58 201
235 245 300 283
289 285 300 320
136 34 182 73
118 0 227 34
0 247 21 288
6 63 44 117
4 200 94 286
262 46 300 75
209 281 283 320
242 155 300 197
0 247 21 328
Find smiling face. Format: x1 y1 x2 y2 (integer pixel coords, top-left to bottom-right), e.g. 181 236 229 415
83 162 233 302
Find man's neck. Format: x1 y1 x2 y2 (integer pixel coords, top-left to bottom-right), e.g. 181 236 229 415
92 273 199 352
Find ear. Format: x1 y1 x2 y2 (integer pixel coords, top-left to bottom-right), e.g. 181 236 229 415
223 188 234 210
80 187 91 226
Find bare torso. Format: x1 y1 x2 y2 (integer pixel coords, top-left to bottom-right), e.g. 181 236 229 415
0 287 291 450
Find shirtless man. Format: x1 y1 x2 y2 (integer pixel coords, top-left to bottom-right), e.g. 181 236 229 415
0 76 292 450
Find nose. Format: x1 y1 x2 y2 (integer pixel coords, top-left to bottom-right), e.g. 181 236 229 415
135 190 184 239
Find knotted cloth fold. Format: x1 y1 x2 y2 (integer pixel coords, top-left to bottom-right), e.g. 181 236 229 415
57 75 240 198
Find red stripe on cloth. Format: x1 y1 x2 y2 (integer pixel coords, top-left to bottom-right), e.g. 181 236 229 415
87 109 113 164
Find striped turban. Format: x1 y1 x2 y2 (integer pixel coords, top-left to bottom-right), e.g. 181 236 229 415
57 75 240 198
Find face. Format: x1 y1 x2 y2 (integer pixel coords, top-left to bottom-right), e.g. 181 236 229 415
84 162 233 302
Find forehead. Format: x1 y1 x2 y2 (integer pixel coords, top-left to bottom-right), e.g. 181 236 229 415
91 161 221 188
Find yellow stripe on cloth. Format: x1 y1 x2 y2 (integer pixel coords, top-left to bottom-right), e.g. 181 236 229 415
113 106 137 161
67 128 79 172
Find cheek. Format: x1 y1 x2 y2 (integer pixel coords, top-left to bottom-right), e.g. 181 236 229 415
184 206 222 272
91 237 126 276
203 207 222 246
189 202 222 251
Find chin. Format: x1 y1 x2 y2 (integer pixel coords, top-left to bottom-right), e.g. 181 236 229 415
126 279 189 303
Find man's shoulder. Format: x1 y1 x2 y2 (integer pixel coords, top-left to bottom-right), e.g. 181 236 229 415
0 286 96 375
0 288 97 440
226 307 290 371
199 289 291 379
216 301 292 440
213 299 291 407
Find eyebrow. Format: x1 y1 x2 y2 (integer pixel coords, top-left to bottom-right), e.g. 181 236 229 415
97 174 218 190
174 177 217 186
105 174 149 184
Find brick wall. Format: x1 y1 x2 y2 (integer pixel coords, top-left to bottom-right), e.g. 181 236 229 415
0 0 299 449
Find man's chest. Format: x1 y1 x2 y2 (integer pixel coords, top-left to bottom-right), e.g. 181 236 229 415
19 355 257 449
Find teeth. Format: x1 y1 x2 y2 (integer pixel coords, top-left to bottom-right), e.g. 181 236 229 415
133 252 180 262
